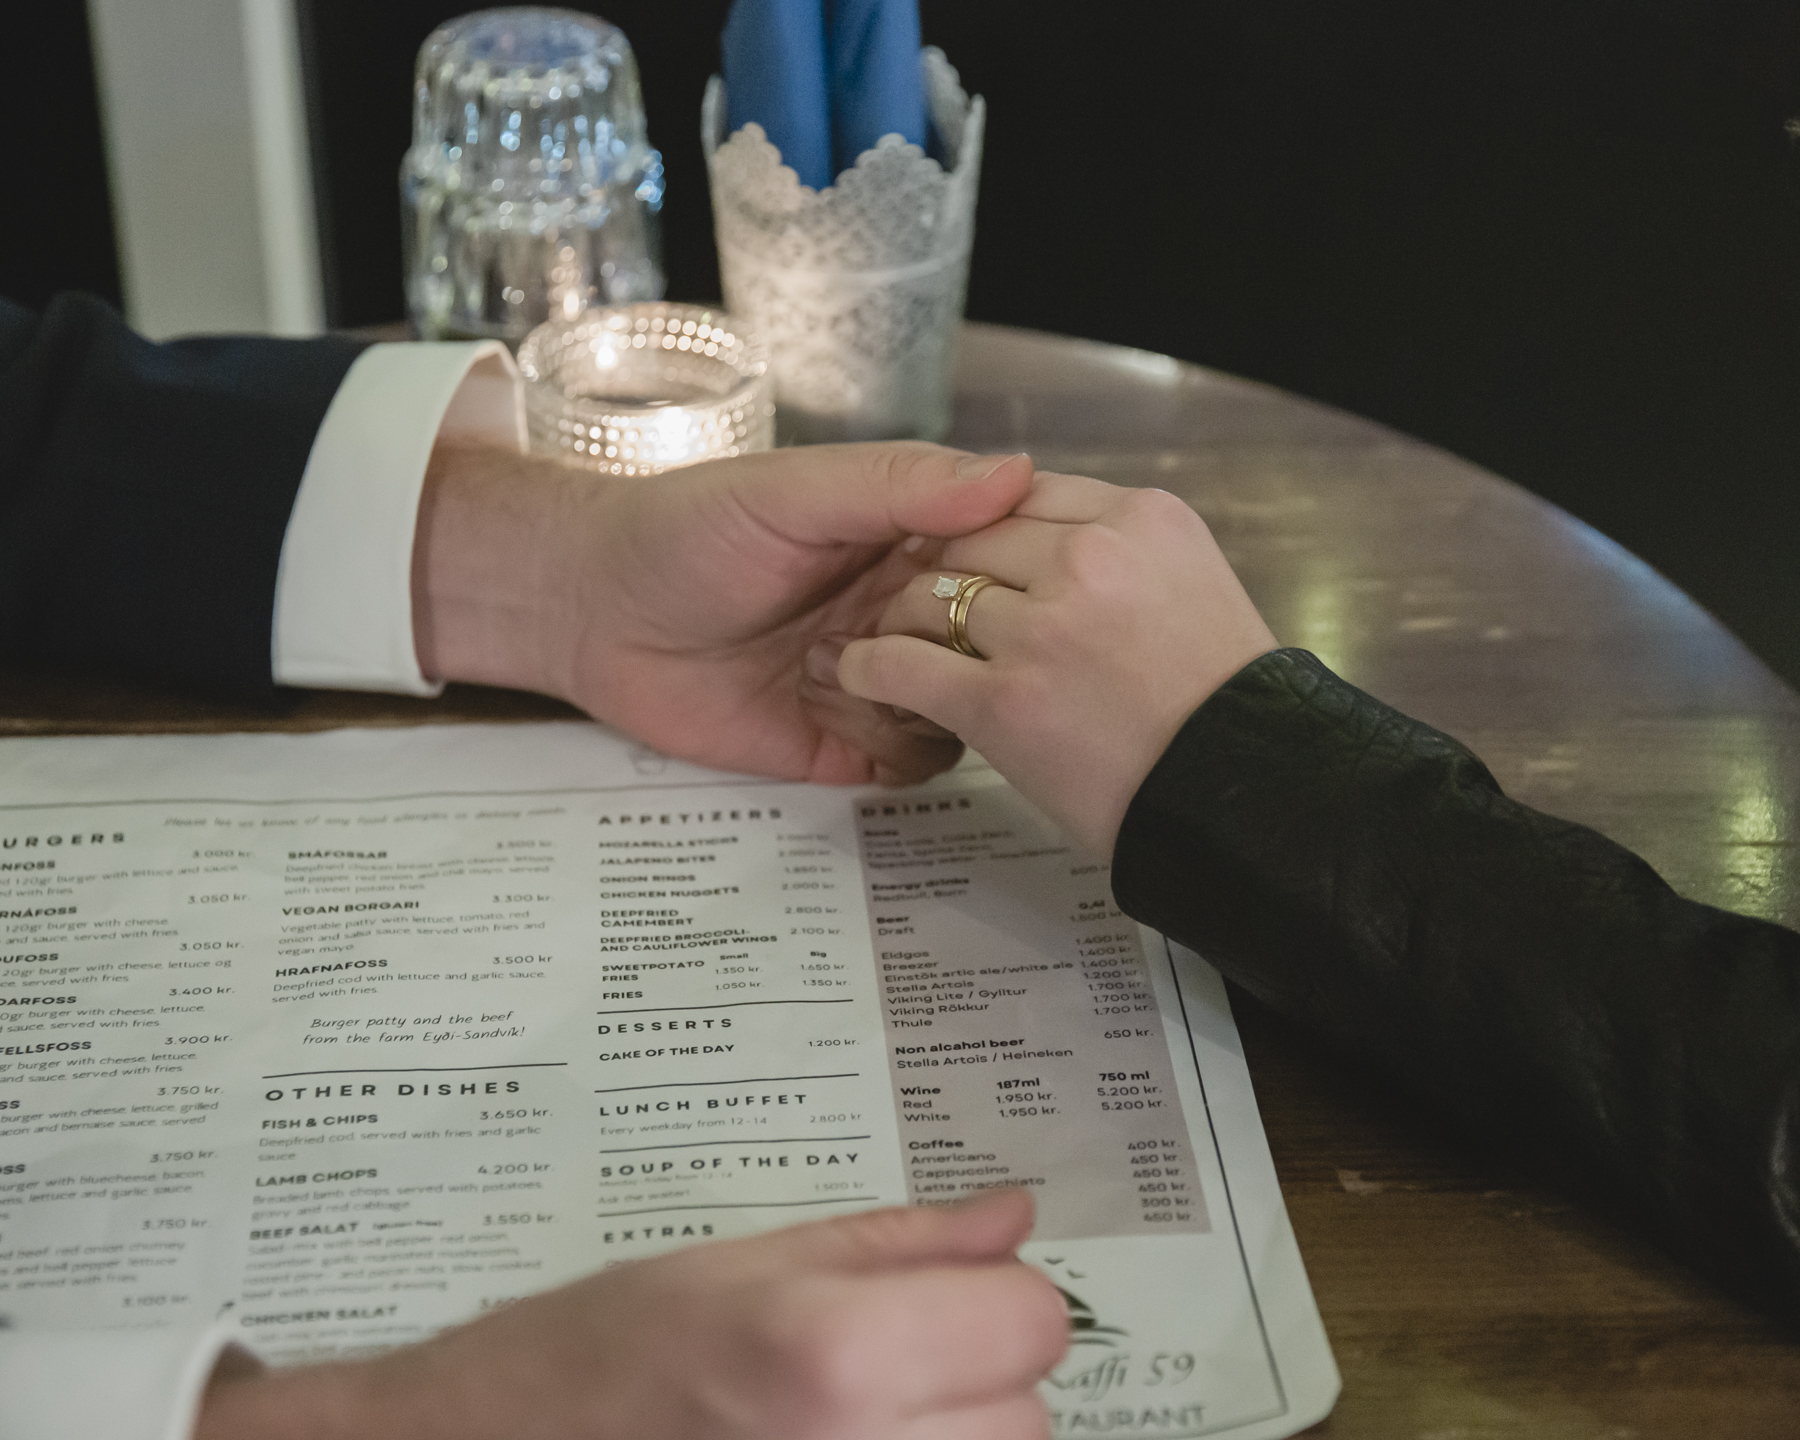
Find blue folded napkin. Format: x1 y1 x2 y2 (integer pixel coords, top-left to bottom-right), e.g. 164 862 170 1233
722 0 927 190
825 0 924 176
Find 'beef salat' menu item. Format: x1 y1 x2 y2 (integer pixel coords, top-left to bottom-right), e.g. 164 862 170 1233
0 723 1337 1439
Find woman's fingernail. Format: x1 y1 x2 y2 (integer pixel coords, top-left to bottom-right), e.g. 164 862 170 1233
804 636 847 687
901 534 926 553
885 704 921 725
955 452 1028 482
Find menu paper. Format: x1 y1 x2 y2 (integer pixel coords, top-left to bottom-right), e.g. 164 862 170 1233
0 723 1338 1439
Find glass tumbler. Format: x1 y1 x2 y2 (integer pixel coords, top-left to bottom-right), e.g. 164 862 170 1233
516 303 775 474
402 7 665 343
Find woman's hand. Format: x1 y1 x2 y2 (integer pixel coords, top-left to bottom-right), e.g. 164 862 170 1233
837 474 1277 855
195 1189 1066 1440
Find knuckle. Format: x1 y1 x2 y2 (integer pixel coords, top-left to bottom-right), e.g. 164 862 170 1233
799 1322 881 1419
868 441 949 499
1125 486 1197 530
1056 523 1130 590
754 1289 871 1422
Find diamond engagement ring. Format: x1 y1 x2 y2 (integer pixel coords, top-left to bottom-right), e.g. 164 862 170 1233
936 574 999 659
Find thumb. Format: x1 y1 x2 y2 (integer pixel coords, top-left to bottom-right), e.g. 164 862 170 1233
796 1189 1038 1273
718 444 1034 547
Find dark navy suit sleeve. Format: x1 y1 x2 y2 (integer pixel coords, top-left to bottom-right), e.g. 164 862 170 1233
0 292 368 698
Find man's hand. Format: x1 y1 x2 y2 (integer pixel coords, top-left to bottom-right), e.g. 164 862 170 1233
195 1189 1068 1440
411 443 1034 785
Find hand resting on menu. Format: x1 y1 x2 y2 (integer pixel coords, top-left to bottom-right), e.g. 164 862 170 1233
194 1189 1066 1440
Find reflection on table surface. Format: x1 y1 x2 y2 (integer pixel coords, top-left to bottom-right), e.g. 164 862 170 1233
7 321 1799 1436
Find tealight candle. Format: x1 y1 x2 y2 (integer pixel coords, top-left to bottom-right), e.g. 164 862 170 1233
516 304 775 474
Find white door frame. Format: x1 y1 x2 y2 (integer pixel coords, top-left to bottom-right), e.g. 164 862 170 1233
87 0 326 338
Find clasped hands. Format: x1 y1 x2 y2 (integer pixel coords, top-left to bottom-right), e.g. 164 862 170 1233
200 442 1275 1440
412 440 1274 857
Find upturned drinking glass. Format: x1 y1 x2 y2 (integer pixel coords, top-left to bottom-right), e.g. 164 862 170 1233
402 8 665 343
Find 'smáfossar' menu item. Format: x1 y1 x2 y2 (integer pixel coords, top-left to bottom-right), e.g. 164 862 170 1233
0 723 1337 1439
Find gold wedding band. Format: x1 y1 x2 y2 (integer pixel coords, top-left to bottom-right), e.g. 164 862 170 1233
940 574 998 659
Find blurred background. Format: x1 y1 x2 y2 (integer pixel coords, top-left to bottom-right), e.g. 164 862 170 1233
9 2 1800 687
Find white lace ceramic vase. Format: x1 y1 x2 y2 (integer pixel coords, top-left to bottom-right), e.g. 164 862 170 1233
702 48 985 443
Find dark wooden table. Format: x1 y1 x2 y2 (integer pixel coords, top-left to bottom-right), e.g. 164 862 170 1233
7 322 1799 1436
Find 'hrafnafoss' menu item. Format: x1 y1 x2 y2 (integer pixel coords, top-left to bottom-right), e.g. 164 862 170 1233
0 723 1337 1439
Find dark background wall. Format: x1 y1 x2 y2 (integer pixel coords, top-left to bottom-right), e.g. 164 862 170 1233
11 2 1800 688
3 5 122 313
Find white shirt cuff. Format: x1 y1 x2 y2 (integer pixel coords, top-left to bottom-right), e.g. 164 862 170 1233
271 340 526 695
0 1322 249 1440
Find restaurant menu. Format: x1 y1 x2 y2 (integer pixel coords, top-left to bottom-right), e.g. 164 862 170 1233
0 723 1337 1439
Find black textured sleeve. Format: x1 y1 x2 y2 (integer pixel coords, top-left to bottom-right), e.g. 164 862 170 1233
0 293 368 698
1113 647 1800 1320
